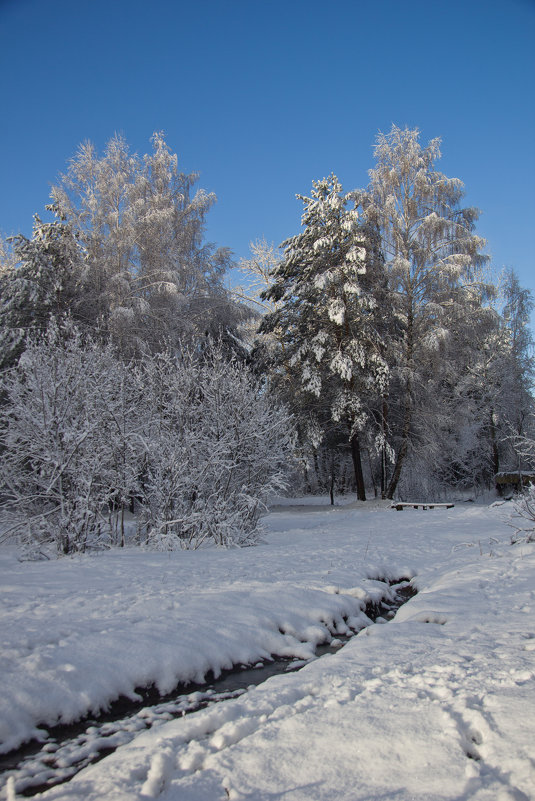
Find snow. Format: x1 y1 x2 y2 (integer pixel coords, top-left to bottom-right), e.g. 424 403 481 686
1 499 535 800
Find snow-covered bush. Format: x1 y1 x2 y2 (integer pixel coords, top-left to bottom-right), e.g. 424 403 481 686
0 322 143 555
511 484 535 543
0 326 294 555
138 344 294 549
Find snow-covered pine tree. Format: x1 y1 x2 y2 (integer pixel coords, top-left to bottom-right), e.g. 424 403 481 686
261 174 389 500
363 125 489 498
0 216 86 369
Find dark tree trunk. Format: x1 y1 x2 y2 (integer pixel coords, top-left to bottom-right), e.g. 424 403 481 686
386 298 414 500
489 408 500 476
329 450 335 506
313 450 320 489
381 397 388 499
489 407 501 494
350 433 366 501
386 387 412 499
385 429 408 500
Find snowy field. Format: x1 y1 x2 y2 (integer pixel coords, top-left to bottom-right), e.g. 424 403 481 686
1 498 534 800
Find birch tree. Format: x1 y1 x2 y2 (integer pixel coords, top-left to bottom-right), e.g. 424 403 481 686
501 269 535 445
363 125 488 498
50 133 238 356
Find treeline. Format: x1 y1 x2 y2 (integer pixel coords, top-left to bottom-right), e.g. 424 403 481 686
0 126 533 554
0 133 293 555
0 132 245 367
246 126 534 500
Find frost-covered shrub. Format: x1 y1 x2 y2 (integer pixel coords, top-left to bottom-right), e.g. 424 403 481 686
138 345 294 549
511 484 535 543
0 322 143 555
0 327 294 555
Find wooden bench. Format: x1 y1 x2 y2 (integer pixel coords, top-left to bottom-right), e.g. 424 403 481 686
391 502 454 511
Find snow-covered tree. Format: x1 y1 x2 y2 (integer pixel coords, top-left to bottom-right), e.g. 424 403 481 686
0 217 86 369
363 125 489 498
511 483 535 543
393 297 500 496
443 271 535 491
510 427 535 541
49 133 241 356
261 175 389 500
500 269 535 448
510 420 535 471
234 238 282 316
231 238 283 352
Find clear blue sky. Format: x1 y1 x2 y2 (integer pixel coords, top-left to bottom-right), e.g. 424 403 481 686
1 0 534 323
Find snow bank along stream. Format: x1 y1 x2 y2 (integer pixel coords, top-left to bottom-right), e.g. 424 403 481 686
1 578 415 797
2 501 534 801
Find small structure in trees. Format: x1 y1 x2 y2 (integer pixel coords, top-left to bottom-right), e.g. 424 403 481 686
495 471 535 495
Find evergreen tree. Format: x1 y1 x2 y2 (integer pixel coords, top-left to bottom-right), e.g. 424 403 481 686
261 175 388 500
0 216 86 369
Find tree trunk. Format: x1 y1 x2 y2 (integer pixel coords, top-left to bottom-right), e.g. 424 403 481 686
366 448 377 498
381 397 388 499
386 298 414 500
489 408 500 476
489 407 501 494
329 450 335 506
350 433 366 501
385 427 409 499
386 387 412 499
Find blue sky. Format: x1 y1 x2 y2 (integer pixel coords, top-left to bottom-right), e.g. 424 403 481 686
1 0 534 324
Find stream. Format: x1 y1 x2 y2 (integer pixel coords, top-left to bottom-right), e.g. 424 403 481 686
0 579 415 798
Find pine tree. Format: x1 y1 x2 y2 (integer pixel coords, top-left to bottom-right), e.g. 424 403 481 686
0 216 86 369
261 175 388 500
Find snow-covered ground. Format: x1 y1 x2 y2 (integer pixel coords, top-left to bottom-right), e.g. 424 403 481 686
1 498 534 800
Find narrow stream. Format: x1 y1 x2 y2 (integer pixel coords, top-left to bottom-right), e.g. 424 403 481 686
1 579 415 798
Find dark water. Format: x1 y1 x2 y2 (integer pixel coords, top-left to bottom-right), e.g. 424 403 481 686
1 580 415 797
